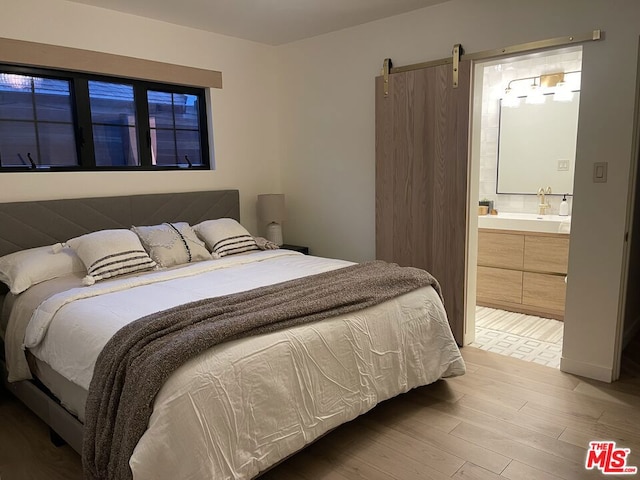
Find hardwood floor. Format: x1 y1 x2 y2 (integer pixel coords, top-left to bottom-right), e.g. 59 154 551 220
2 346 639 479
0 386 82 480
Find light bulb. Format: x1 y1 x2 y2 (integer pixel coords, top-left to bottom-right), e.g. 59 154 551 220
526 83 546 105
502 86 521 108
553 81 574 102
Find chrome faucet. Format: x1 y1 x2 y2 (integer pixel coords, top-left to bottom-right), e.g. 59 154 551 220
537 186 552 215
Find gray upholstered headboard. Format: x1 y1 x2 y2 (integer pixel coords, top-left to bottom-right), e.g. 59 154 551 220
0 190 240 257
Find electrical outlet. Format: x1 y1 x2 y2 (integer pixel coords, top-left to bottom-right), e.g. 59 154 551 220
557 159 570 171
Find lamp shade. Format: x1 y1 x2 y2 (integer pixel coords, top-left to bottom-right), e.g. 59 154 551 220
257 194 286 223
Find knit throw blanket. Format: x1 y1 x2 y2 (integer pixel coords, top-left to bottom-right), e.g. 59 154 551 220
82 260 442 480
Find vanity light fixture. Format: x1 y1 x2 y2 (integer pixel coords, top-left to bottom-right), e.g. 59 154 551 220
501 85 521 108
553 80 574 102
525 79 546 105
501 70 580 106
502 87 520 107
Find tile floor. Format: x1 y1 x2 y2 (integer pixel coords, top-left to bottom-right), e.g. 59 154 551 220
471 306 564 368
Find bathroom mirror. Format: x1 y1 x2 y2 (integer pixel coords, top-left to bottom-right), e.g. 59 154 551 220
497 92 580 195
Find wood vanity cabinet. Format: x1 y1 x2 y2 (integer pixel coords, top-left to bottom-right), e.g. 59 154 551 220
477 229 569 320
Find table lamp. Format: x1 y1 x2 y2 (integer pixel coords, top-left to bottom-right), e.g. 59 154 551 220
257 194 286 246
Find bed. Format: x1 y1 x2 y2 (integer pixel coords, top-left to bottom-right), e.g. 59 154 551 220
0 190 465 480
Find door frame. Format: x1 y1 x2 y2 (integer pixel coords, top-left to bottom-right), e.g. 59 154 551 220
465 48 582 346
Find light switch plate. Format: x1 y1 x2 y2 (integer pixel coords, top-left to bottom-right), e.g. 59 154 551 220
558 159 570 171
593 162 608 183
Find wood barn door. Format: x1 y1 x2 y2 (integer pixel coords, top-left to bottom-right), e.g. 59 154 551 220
375 60 471 344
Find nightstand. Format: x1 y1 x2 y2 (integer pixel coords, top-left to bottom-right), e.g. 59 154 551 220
280 244 309 255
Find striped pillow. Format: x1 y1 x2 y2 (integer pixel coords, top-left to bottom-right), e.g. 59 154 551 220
193 218 259 258
66 229 157 285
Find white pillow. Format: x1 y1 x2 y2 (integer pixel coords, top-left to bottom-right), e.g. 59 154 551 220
0 245 85 294
131 222 211 268
193 218 259 258
66 229 157 285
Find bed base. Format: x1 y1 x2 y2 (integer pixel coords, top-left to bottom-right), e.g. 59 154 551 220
0 363 319 478
1 358 83 454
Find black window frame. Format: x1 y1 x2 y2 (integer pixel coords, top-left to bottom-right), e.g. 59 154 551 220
0 63 210 172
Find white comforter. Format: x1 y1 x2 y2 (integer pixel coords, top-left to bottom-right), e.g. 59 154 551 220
13 250 465 479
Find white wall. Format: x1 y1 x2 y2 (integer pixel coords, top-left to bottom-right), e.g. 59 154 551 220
0 0 281 233
278 0 640 381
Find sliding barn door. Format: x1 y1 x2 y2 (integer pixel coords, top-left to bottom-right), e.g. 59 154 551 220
375 60 471 345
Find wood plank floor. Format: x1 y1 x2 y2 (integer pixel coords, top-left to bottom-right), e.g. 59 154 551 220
1 346 639 479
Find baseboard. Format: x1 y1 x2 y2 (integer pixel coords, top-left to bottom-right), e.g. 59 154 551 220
560 356 613 383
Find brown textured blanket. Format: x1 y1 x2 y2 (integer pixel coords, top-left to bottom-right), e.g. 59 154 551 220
82 260 442 480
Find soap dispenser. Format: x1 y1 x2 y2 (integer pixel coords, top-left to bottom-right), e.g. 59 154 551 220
559 194 570 216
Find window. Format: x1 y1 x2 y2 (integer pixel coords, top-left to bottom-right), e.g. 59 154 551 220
147 91 203 167
0 65 210 171
0 74 77 168
89 81 139 167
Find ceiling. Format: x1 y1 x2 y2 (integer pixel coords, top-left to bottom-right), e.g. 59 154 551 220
65 0 449 45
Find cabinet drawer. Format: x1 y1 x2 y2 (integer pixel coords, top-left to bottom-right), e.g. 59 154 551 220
524 235 570 274
477 266 523 304
523 272 566 311
478 231 524 270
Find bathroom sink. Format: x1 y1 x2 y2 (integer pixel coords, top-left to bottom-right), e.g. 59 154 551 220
477 212 571 234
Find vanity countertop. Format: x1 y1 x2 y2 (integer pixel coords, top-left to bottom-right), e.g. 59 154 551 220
478 212 570 234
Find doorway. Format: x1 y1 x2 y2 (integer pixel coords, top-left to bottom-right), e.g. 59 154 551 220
466 47 583 368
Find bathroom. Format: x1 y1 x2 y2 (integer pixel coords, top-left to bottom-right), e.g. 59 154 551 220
469 47 582 368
